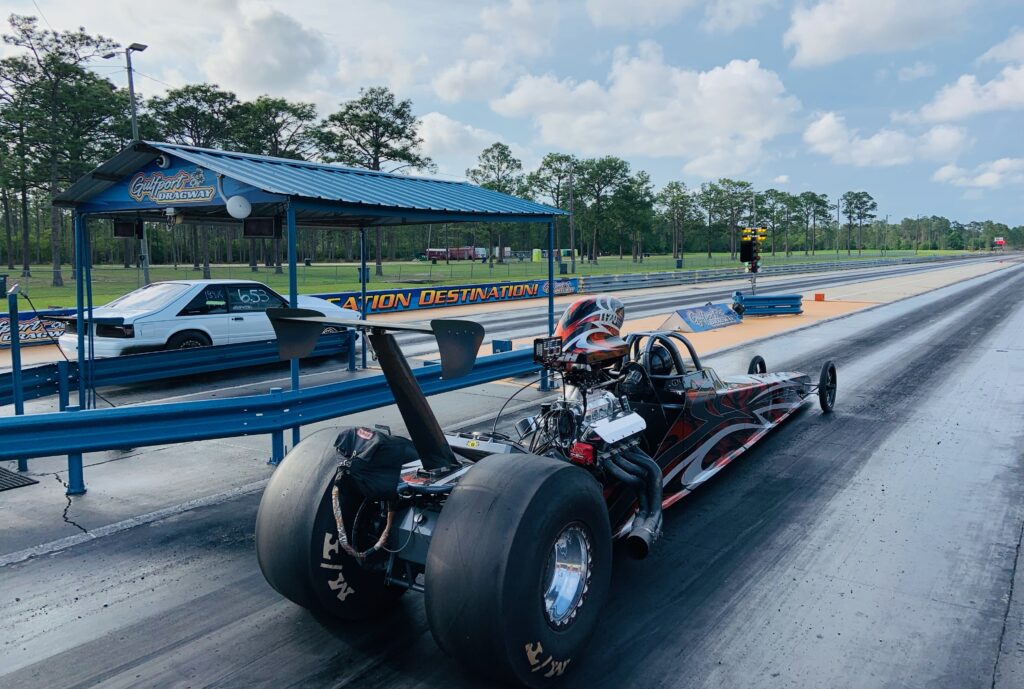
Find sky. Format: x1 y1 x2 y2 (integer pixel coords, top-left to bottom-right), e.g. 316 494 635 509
4 0 1023 225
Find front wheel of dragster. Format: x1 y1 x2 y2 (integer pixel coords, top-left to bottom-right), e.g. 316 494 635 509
255 428 404 620
818 359 837 413
747 355 767 374
425 454 612 688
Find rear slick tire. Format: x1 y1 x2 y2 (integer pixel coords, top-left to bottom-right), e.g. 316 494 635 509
255 428 404 620
425 454 611 688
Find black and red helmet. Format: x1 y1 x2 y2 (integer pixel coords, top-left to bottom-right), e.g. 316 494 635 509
554 295 629 368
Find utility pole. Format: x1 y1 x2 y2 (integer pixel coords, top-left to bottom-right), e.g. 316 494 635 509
568 164 576 274
105 42 150 284
835 198 840 255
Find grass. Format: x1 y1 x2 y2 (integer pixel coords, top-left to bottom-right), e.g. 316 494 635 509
4 249 970 309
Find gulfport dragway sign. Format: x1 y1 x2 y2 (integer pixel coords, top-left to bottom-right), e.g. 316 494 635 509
660 303 741 333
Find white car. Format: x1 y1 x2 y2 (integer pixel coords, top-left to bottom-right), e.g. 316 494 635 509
57 279 359 358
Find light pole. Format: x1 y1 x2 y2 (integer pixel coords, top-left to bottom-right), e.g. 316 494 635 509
104 43 146 139
104 42 149 283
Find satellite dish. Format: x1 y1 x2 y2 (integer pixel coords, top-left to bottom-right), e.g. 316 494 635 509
226 196 252 220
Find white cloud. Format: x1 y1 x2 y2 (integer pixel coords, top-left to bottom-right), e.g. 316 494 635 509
433 59 513 102
418 112 534 178
473 0 553 58
203 10 331 100
337 46 429 94
772 174 789 184
932 158 1024 188
979 28 1024 64
898 61 936 81
784 0 972 67
917 64 1024 121
419 112 502 159
585 0 773 33
804 112 968 166
702 0 778 33
492 41 800 177
433 0 557 102
585 0 698 28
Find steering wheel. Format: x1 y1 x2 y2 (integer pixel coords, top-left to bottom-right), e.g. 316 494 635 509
638 334 687 379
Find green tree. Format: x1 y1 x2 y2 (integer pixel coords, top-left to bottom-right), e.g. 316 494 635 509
317 87 432 172
946 220 965 250
779 192 802 256
317 86 433 275
228 96 317 159
696 181 724 258
840 191 877 254
758 189 786 256
466 142 523 194
840 191 857 255
148 83 238 147
226 95 319 273
0 14 123 286
526 152 575 263
467 142 524 263
656 181 696 260
608 171 655 262
0 95 32 275
575 156 629 263
716 178 753 259
800 192 831 255
148 84 239 278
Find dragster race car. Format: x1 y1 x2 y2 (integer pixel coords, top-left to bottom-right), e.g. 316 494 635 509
255 296 838 687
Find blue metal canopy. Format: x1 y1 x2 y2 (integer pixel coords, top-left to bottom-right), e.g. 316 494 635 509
55 141 565 226
50 140 563 415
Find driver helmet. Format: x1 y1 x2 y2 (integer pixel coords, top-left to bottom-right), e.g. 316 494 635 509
554 295 629 368
647 344 674 375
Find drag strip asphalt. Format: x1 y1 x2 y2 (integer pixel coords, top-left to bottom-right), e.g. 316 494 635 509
1 261 1023 689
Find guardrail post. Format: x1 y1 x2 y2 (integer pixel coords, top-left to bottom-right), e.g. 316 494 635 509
268 387 285 466
347 329 357 372
64 405 86 495
57 359 69 411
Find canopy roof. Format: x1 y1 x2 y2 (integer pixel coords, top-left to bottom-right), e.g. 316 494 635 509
55 141 565 227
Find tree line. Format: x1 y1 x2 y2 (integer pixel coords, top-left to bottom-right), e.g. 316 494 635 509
0 14 1019 288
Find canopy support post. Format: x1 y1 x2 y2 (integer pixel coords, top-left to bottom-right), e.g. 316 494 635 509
541 219 555 392
74 212 86 407
359 226 368 369
84 218 95 410
286 203 300 449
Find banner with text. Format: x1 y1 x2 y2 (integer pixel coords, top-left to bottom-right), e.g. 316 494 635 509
0 309 73 348
1 279 580 348
659 303 741 333
317 278 579 314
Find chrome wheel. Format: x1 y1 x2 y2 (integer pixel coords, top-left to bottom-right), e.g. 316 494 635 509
542 523 591 628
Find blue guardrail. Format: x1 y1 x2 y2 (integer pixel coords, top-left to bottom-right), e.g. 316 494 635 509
0 348 539 495
0 332 354 408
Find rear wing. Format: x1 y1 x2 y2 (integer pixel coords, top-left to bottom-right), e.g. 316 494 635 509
267 307 486 472
266 308 485 379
